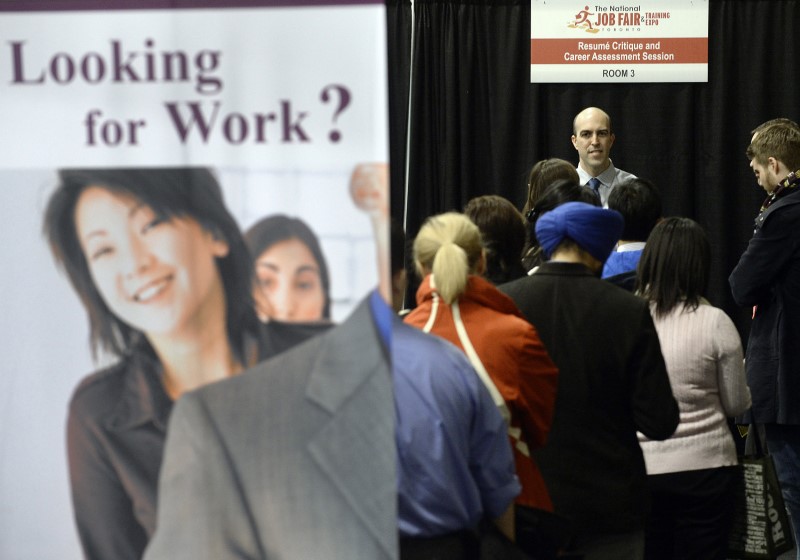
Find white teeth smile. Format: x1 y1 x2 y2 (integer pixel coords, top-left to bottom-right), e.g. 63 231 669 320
133 278 170 303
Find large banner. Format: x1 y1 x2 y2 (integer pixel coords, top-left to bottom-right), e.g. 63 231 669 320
0 3 388 559
531 0 709 83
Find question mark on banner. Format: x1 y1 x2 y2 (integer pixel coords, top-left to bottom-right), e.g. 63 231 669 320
320 84 351 143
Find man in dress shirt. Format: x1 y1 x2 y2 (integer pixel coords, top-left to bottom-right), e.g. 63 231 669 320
394 317 522 559
571 107 636 207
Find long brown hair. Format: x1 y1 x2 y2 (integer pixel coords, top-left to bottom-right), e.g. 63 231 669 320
522 158 580 217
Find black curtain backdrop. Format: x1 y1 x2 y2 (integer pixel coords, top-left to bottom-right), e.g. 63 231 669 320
387 0 800 339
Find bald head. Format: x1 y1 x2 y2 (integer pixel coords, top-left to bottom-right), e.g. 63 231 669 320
573 107 612 135
571 107 616 176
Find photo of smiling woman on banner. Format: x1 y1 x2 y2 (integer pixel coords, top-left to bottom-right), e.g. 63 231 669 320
43 167 329 560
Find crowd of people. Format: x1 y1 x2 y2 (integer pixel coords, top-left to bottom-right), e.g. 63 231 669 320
49 111 800 560
391 110 798 560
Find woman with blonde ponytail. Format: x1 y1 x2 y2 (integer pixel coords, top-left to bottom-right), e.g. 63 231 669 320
413 213 481 304
404 212 560 556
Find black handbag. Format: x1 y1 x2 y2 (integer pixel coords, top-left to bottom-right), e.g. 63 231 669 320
727 422 795 559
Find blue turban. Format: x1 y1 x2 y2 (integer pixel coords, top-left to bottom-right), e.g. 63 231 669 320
535 202 624 263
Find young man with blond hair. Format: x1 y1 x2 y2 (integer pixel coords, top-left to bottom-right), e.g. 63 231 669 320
730 122 800 557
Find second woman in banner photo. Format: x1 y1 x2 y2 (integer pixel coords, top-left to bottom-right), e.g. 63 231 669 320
244 214 332 323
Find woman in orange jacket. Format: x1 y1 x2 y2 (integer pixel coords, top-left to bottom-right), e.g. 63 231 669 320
404 212 559 547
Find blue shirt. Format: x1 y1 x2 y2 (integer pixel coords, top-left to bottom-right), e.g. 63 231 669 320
602 246 644 278
391 320 520 537
369 289 393 351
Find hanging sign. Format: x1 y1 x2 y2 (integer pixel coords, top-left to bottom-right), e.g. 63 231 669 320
531 0 709 83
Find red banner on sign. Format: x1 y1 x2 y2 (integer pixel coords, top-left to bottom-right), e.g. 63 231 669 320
531 37 708 64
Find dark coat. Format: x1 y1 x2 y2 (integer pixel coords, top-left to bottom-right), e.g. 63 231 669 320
729 189 800 425
499 262 678 540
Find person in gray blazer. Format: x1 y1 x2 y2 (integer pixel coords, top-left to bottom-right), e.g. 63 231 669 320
143 295 398 560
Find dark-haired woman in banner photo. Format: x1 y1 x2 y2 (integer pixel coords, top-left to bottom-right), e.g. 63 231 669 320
244 214 332 324
44 168 329 560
